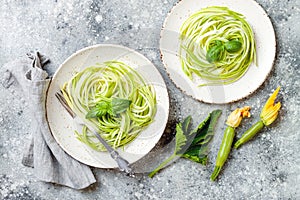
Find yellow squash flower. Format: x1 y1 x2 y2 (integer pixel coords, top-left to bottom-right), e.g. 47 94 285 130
234 87 282 149
226 106 251 128
260 87 281 126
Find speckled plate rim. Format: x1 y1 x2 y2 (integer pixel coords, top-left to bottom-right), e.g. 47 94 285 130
45 44 169 168
160 0 276 104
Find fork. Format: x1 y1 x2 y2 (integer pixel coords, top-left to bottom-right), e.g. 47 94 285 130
55 91 134 176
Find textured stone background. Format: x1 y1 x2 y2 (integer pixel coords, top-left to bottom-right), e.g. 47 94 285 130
0 0 299 199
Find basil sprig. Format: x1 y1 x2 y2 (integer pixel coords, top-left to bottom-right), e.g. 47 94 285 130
86 98 132 119
206 40 242 63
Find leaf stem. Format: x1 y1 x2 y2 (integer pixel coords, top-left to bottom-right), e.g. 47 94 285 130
148 154 176 178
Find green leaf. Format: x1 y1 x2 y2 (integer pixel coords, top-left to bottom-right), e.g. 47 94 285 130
206 43 224 63
149 111 221 177
182 109 222 165
215 40 223 46
181 149 208 165
148 116 191 178
85 98 132 119
224 40 242 53
111 98 132 115
97 101 111 110
175 116 191 154
85 107 99 119
86 106 106 119
85 101 111 119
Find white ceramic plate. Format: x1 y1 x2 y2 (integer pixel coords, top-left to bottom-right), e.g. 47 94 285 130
46 44 169 168
160 0 276 104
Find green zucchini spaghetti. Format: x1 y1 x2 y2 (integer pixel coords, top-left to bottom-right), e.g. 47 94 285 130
62 61 156 151
179 6 256 86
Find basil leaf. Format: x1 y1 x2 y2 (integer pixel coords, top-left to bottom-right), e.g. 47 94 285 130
224 40 242 53
86 98 131 119
111 98 132 115
97 101 110 110
215 40 223 46
85 101 111 119
86 107 100 119
206 45 224 63
86 107 107 119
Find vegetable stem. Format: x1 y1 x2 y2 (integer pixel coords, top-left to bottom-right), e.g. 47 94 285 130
210 166 222 181
148 155 176 178
234 120 264 149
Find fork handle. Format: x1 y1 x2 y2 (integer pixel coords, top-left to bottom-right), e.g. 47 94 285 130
110 150 133 175
92 129 133 175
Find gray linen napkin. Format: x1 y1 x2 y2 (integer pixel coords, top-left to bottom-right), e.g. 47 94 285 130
1 52 96 189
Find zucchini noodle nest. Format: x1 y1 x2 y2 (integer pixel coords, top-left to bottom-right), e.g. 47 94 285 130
62 61 157 151
179 6 256 86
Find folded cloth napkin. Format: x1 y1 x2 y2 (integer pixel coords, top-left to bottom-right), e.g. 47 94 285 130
1 52 96 189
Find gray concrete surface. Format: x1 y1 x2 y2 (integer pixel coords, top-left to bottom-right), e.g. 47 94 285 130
0 0 299 199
